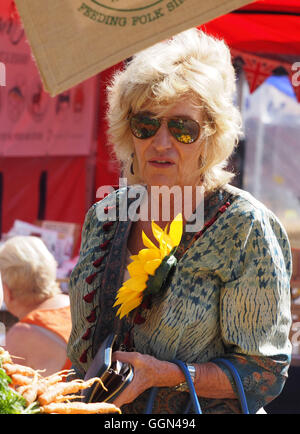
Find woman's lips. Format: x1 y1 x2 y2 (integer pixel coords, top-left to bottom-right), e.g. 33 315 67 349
148 160 175 168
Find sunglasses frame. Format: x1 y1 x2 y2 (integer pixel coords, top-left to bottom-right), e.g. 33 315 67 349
129 113 200 144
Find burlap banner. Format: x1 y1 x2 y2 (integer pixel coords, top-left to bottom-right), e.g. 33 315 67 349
14 0 253 96
232 49 300 103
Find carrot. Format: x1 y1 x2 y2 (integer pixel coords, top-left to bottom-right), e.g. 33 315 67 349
43 370 74 386
16 385 30 396
3 363 37 377
29 373 69 398
1 346 121 415
40 402 121 414
44 369 74 380
13 370 77 398
38 378 106 406
21 372 40 405
11 374 34 387
18 378 48 398
22 369 75 398
0 347 12 364
52 394 84 402
30 375 65 398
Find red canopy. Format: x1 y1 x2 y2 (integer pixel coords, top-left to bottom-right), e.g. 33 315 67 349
0 1 16 19
1 1 299 58
202 0 300 58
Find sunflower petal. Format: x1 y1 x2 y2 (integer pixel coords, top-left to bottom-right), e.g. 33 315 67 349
114 287 133 304
117 296 143 318
151 221 164 244
123 275 148 290
159 233 173 254
144 258 162 275
159 238 169 257
115 285 137 299
129 254 139 261
138 248 161 262
114 289 143 305
169 213 183 247
127 260 145 277
142 231 157 250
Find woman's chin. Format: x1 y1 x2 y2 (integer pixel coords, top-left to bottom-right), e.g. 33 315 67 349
147 179 177 188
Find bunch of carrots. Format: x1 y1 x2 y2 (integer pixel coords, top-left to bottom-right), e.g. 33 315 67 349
0 347 121 414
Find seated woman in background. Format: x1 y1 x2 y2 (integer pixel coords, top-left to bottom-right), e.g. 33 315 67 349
0 272 4 345
0 236 72 376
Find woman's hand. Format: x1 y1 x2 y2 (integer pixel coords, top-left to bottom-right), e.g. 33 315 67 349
111 351 236 409
111 351 185 408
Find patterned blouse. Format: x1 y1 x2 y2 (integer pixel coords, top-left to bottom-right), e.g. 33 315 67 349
67 184 292 414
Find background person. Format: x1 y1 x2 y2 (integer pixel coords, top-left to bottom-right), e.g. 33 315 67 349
67 28 292 414
0 235 72 376
0 273 3 307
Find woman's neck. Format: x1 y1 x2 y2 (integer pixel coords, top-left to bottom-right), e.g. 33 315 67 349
11 300 41 320
12 293 68 319
144 184 205 227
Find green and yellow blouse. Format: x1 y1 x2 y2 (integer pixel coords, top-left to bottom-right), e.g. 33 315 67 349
67 184 292 414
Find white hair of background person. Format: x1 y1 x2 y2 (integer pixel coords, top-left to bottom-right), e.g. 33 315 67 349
0 236 61 307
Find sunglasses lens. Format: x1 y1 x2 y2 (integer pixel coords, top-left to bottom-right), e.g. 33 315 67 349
168 119 200 144
130 115 161 139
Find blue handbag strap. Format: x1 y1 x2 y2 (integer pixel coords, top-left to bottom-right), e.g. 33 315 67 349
145 359 202 414
144 358 249 414
173 359 202 414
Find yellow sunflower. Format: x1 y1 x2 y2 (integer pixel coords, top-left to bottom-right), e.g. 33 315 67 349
114 213 183 319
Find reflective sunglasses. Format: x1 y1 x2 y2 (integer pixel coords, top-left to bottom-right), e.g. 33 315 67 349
129 113 200 144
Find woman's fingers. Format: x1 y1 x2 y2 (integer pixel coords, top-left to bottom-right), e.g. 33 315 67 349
111 351 157 407
111 350 137 364
112 351 150 373
113 381 138 408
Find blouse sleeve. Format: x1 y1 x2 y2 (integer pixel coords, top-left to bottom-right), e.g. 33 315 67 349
215 204 292 413
67 203 99 375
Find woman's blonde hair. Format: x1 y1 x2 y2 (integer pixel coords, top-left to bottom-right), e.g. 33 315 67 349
106 28 242 191
0 236 61 306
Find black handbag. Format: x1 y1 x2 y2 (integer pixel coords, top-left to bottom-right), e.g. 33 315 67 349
82 333 134 403
82 332 249 413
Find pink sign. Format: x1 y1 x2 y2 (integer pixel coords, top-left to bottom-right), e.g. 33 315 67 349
0 17 98 157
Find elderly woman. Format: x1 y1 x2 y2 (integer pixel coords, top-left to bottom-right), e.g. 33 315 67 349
67 29 292 414
0 236 72 375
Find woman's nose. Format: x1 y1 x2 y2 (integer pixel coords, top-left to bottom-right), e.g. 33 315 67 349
152 120 173 151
